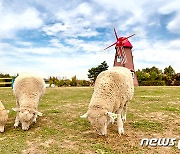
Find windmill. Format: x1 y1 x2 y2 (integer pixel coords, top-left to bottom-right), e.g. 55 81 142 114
104 28 138 86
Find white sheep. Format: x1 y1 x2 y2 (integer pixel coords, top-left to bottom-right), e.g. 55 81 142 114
81 67 134 135
12 74 46 130
0 101 9 132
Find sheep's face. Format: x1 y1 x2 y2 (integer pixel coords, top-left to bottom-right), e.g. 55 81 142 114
19 109 37 130
87 111 110 135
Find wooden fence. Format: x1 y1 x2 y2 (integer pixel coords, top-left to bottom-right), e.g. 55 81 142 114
0 78 14 87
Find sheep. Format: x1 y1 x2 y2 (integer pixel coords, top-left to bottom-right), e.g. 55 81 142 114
81 67 134 135
0 101 9 132
12 74 46 130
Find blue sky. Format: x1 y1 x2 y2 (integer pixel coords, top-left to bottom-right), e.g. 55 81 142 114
0 0 180 79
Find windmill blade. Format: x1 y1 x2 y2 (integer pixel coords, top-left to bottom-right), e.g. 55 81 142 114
114 28 119 41
121 34 135 43
126 34 135 39
121 47 128 64
104 42 116 50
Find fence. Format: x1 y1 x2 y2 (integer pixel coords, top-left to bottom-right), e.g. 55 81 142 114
0 78 14 87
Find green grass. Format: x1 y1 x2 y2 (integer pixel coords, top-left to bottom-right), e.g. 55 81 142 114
0 86 179 153
132 120 163 132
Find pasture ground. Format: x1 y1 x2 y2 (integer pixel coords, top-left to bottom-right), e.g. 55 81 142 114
0 86 179 153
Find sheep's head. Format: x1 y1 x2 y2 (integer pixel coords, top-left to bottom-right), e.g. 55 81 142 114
12 107 42 130
81 109 113 135
81 110 119 135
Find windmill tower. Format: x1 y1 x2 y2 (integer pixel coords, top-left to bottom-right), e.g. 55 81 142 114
104 28 138 86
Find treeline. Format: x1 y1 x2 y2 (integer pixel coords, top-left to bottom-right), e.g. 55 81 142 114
48 76 91 87
0 73 18 78
48 61 109 87
0 73 11 78
1 64 179 87
136 65 180 86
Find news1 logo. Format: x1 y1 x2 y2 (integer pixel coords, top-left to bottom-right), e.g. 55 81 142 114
140 138 180 149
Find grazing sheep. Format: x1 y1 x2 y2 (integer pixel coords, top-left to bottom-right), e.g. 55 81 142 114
0 101 9 132
13 74 46 130
81 67 134 135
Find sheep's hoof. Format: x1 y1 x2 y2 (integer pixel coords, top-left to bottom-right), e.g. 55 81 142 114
122 117 126 122
14 123 19 128
118 128 124 135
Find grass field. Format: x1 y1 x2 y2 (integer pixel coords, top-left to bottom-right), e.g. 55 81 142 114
0 86 179 153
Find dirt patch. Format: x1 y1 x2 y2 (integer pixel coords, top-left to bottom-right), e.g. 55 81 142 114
40 139 55 148
167 101 180 105
22 140 41 154
41 117 53 125
0 137 6 141
22 138 54 154
144 112 169 121
59 139 78 151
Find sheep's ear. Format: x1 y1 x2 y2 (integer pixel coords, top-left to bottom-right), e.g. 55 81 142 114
36 111 43 116
80 112 88 118
107 112 118 123
12 107 20 112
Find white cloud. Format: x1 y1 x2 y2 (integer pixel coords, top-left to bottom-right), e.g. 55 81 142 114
0 0 180 78
133 39 180 72
42 23 69 36
158 0 180 34
64 38 105 52
0 49 114 79
0 7 43 38
167 15 180 33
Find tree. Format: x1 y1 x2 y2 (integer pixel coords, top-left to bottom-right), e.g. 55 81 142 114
87 61 109 83
98 61 109 72
164 65 175 76
79 80 91 86
70 75 77 86
64 79 71 86
136 66 178 86
173 73 180 86
0 73 11 78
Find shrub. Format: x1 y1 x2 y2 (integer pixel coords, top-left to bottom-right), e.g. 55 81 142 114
78 80 91 86
140 81 165 86
70 76 77 86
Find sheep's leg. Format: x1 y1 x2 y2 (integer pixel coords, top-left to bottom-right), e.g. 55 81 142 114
0 125 5 132
117 108 124 134
14 114 20 128
33 114 38 123
14 100 20 128
122 103 127 122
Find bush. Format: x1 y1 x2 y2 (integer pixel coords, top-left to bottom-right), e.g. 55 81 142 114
173 80 180 86
140 81 166 86
78 80 91 86
64 79 71 86
70 76 77 86
57 80 64 87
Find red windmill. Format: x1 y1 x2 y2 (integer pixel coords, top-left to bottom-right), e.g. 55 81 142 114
104 28 138 86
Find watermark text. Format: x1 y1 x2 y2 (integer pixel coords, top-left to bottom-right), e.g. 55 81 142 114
140 138 180 150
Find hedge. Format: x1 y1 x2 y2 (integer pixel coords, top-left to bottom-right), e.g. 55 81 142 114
140 81 166 86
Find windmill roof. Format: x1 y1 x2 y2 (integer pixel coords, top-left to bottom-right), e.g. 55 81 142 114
121 37 133 48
